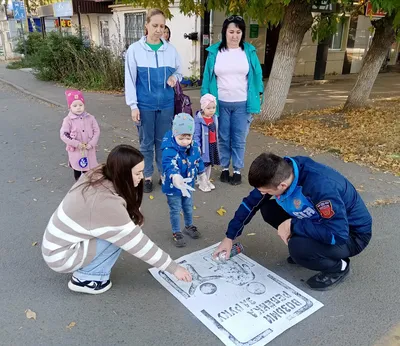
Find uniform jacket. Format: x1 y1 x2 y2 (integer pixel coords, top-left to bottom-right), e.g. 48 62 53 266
201 41 264 115
60 111 100 171
226 156 372 245
161 130 205 196
193 111 218 163
125 37 182 111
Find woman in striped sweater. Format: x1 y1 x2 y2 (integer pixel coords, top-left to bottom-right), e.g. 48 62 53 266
42 145 192 294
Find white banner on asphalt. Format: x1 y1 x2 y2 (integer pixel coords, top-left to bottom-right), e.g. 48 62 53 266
149 244 323 346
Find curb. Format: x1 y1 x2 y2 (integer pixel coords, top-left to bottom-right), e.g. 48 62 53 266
0 77 64 108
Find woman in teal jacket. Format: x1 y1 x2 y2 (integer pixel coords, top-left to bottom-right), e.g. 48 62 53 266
201 16 264 186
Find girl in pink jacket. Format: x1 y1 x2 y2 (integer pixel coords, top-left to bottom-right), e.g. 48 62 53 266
60 90 100 181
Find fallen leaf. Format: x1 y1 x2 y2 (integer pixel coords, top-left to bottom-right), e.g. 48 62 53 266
25 309 36 320
149 195 154 200
252 100 400 176
32 242 38 246
193 206 197 210
104 149 111 153
34 177 42 182
216 206 227 216
247 233 256 236
7 180 15 183
193 215 200 218
33 198 37 202
66 321 76 330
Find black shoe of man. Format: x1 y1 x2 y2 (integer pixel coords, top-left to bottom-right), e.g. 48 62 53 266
306 259 350 291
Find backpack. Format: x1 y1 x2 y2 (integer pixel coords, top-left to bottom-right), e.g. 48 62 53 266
174 82 193 116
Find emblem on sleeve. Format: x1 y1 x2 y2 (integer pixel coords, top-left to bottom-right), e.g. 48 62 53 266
316 200 335 219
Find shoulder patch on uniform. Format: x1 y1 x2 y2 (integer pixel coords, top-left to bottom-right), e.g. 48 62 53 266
316 200 335 219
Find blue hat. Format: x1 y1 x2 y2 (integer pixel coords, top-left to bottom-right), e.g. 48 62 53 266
172 113 194 136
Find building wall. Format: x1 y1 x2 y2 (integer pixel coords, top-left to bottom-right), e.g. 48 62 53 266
71 13 111 46
294 31 318 76
349 15 372 73
109 6 200 77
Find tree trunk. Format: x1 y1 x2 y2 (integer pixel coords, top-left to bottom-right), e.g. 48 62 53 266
344 15 395 110
260 0 313 122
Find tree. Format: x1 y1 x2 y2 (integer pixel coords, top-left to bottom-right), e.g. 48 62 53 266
260 0 313 122
344 1 399 110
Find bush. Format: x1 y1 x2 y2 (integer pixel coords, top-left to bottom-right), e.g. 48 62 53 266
15 32 124 91
6 57 34 69
14 32 43 56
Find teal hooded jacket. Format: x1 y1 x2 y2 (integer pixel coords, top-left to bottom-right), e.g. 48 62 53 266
201 41 264 115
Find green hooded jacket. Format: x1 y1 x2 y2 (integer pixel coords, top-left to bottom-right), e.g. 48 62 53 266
201 41 264 115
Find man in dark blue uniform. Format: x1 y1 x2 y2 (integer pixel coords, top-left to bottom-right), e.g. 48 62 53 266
213 153 372 290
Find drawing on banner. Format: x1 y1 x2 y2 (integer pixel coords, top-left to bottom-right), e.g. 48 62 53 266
150 244 323 346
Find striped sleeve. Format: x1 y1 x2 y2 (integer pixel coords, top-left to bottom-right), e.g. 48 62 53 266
42 202 93 273
90 197 178 275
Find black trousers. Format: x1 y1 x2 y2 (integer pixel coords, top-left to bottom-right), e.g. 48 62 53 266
260 199 371 273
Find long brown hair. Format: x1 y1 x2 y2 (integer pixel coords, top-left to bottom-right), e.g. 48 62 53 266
82 145 144 225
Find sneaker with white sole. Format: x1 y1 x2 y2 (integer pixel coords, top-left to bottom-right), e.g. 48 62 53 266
207 181 215 190
68 276 112 294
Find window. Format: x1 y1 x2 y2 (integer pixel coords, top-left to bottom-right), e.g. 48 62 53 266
100 20 110 47
330 19 345 50
125 12 145 46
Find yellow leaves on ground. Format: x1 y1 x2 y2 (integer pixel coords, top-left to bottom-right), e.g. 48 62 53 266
217 206 227 216
253 100 400 176
25 309 36 320
149 195 154 200
66 322 76 330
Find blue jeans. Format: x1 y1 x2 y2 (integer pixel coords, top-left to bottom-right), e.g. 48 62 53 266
137 108 174 178
167 195 193 233
218 101 252 171
73 239 122 281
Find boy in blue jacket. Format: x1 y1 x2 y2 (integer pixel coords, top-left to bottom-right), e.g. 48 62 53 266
162 113 208 247
213 153 372 291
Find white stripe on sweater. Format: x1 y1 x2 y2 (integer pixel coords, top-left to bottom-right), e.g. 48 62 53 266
133 239 153 258
69 240 89 272
53 245 81 272
91 221 136 243
158 257 173 272
43 249 69 263
57 202 88 235
146 248 163 265
121 230 145 251
47 217 83 244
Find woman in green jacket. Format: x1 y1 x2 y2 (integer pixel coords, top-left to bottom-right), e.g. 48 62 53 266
201 16 264 186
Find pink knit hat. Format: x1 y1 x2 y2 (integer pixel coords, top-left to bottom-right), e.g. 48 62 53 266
200 93 217 110
65 89 85 108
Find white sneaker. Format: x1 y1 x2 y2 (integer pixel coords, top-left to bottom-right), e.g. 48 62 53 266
68 276 112 294
198 181 211 192
208 181 215 190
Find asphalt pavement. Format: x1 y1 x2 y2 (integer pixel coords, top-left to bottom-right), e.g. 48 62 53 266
1 78 400 346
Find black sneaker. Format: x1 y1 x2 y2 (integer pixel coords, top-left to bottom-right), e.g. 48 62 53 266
173 232 186 247
143 180 153 193
306 259 350 291
184 225 202 239
287 256 296 264
159 178 162 185
230 172 242 185
220 170 230 183
68 276 112 294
